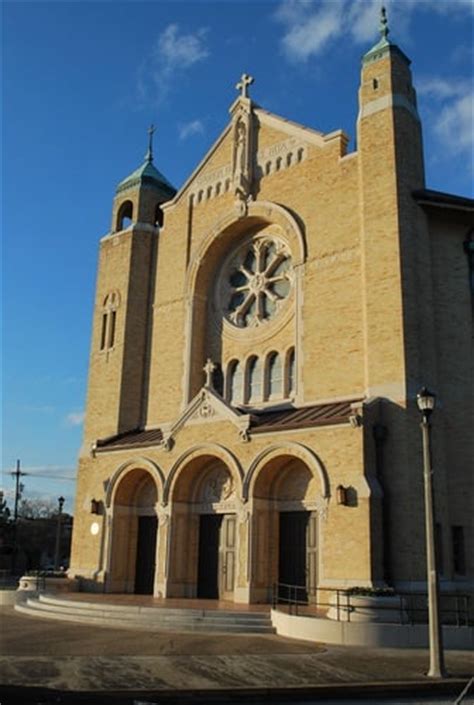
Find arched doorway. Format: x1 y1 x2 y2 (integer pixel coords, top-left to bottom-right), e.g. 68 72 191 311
168 455 238 600
251 455 320 603
108 469 158 594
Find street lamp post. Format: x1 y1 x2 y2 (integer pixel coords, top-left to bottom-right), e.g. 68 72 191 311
54 496 65 572
416 387 446 679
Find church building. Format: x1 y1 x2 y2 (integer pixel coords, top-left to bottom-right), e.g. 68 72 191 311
70 13 473 605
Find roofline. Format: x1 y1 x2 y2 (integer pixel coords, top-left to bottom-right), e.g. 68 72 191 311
413 189 474 213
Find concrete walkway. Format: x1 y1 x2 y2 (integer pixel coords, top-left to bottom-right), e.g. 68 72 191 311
1 605 473 703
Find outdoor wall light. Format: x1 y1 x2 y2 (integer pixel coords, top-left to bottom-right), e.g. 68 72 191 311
336 485 348 506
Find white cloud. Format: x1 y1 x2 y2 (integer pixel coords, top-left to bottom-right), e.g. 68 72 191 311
274 0 473 62
156 24 209 68
418 77 474 158
138 24 209 104
65 411 85 427
179 119 205 140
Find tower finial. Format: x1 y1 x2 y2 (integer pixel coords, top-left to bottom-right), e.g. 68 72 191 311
145 124 155 163
380 6 389 41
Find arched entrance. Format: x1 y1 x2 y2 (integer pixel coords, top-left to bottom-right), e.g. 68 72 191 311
168 455 239 600
251 455 320 603
108 469 158 594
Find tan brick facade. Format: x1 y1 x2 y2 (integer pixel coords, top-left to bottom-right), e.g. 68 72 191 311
70 35 473 604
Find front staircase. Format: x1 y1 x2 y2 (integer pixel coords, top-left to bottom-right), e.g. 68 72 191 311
15 594 275 634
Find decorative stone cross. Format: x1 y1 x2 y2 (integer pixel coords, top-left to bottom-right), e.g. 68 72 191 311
236 73 254 99
203 358 216 388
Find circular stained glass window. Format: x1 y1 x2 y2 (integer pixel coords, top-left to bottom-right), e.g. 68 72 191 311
223 236 293 328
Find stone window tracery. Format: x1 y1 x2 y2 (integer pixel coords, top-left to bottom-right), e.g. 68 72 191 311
222 235 293 329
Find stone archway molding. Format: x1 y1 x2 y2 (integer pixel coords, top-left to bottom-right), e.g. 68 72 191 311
186 199 307 297
243 442 330 502
163 443 244 505
105 457 165 509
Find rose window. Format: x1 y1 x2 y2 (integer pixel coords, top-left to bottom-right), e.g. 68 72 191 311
224 237 293 328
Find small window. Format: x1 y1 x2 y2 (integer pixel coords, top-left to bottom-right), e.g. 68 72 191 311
372 78 379 90
286 346 296 397
227 360 243 405
246 356 262 403
215 182 221 196
286 153 293 167
198 190 203 203
297 148 304 163
275 157 282 172
225 178 231 192
207 186 212 199
100 313 108 351
117 200 133 231
266 351 283 399
265 161 272 175
452 526 466 575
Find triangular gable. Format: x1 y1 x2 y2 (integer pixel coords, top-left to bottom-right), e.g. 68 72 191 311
163 100 346 211
160 387 253 449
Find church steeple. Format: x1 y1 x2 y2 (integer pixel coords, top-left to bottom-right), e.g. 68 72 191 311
112 127 176 233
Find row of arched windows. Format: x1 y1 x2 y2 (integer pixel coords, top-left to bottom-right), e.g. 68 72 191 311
225 347 295 406
115 200 163 232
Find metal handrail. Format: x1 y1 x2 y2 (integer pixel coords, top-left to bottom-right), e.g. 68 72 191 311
272 582 471 625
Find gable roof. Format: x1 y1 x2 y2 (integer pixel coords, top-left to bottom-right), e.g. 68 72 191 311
94 397 361 452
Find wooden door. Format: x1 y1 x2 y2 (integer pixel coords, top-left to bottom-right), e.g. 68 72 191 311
219 514 236 600
197 514 222 598
279 511 309 603
134 516 158 595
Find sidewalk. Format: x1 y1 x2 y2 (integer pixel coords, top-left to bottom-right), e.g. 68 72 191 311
1 605 472 703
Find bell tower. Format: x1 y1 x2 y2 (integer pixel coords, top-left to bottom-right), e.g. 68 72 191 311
358 7 430 401
83 128 176 446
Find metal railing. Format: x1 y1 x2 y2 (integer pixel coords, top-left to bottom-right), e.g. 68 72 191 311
272 582 471 626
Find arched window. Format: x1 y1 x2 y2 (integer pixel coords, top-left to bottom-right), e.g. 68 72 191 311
286 346 296 397
154 204 164 227
297 148 304 163
215 182 221 196
266 351 283 399
286 153 293 167
117 200 133 231
265 161 272 175
100 292 119 351
226 360 243 405
275 157 282 172
246 356 262 404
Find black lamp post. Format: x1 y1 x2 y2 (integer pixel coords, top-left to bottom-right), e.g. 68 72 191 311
53 496 65 572
416 387 445 678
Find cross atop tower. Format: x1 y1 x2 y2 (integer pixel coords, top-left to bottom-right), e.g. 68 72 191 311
145 124 156 163
236 73 254 99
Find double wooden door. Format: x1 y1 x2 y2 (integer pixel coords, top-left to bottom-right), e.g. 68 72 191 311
197 514 236 600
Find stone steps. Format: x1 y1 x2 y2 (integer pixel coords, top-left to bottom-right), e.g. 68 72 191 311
15 595 275 634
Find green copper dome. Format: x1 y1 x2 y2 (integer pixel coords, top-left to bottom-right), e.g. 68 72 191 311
116 158 176 199
116 126 177 200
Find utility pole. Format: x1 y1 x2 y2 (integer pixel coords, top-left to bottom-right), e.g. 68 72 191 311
11 459 27 521
10 459 27 575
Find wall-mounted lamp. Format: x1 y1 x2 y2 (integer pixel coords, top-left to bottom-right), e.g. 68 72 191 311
90 499 100 515
336 485 348 506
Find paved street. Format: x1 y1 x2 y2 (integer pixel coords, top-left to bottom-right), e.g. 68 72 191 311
1 606 473 703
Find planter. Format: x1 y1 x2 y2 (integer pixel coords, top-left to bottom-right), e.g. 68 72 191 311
17 575 78 593
327 592 407 623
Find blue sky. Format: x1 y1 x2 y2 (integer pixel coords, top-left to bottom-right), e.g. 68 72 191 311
2 0 473 514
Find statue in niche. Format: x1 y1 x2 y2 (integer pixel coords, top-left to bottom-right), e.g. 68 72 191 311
202 467 234 502
234 120 246 177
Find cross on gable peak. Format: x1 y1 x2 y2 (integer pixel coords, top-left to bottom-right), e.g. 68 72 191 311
236 73 254 99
